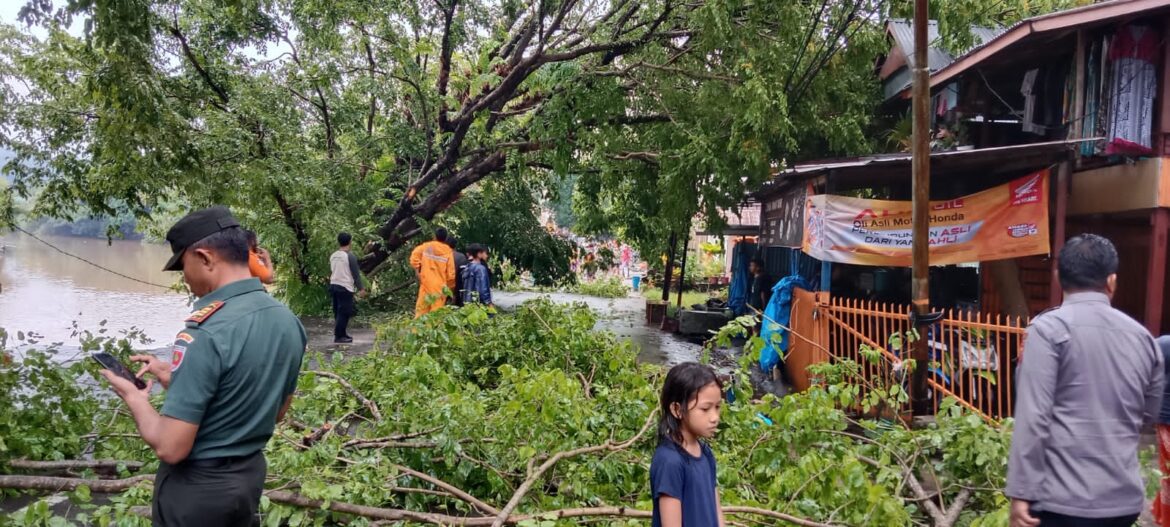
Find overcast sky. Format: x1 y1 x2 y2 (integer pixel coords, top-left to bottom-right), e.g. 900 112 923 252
0 0 23 25
0 0 86 38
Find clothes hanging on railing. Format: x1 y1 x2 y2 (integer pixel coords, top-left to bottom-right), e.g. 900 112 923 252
1041 60 1071 136
1105 24 1159 155
1080 38 1104 156
936 83 959 116
1021 69 1040 134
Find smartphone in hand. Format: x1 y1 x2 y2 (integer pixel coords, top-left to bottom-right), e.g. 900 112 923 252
91 352 148 390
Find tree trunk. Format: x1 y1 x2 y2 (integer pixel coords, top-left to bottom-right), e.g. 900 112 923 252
272 189 313 284
986 259 1030 318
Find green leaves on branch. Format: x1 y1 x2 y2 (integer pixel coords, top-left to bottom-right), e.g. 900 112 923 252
4 302 1017 525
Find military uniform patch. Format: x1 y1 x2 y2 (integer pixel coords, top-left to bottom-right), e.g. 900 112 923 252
171 345 187 372
175 332 195 344
186 301 226 324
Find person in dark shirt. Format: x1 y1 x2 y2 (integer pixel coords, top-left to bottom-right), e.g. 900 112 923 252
460 244 493 307
447 237 469 307
650 362 726 527
748 257 770 313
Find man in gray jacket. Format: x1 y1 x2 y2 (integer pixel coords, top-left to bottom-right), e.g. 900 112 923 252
1008 234 1164 527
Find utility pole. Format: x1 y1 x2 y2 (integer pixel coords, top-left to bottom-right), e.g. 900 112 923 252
910 0 935 415
662 231 677 303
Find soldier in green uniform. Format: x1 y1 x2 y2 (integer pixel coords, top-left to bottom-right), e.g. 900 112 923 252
98 206 307 527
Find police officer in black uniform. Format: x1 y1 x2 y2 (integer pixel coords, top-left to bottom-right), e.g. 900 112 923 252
99 206 307 526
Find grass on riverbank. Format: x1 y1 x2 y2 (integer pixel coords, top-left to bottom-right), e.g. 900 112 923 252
570 277 628 298
640 287 715 309
499 276 629 299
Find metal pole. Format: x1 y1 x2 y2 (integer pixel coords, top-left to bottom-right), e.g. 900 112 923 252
662 231 677 303
677 234 690 308
910 0 932 416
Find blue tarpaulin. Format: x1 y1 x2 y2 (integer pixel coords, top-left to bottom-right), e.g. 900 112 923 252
727 242 757 316
759 275 812 375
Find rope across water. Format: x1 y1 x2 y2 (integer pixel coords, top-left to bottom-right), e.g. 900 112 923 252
8 226 175 290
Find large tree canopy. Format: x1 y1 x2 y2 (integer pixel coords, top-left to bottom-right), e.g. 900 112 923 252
0 0 892 282
569 0 888 254
0 0 1088 289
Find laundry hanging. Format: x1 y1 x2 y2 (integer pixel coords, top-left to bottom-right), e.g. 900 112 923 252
1105 25 1159 155
1080 38 1102 156
1021 69 1039 134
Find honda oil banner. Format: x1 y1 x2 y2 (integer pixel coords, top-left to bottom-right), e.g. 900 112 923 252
801 169 1050 266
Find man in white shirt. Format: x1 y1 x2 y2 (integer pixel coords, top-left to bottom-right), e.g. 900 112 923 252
329 232 366 343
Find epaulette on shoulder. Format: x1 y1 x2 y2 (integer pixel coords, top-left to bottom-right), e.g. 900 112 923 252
1034 305 1061 319
186 301 226 325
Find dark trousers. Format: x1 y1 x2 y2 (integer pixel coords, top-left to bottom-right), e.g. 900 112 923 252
1036 511 1139 527
152 451 266 527
330 285 356 339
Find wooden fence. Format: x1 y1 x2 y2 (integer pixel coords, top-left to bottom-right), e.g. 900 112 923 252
787 290 1027 421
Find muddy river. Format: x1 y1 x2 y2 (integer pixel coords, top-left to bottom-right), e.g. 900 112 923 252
0 233 192 347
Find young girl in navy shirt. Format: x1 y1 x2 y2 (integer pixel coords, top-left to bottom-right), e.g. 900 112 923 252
650 362 726 527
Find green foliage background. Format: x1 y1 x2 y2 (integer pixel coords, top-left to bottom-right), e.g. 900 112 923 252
3 302 1018 526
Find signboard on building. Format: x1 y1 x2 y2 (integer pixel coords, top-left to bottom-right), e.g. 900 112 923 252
802 169 1050 266
762 184 808 248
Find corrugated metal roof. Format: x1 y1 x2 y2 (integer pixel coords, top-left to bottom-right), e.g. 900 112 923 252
925 0 1170 92
886 19 1005 72
754 139 1093 200
970 26 1005 46
887 19 950 71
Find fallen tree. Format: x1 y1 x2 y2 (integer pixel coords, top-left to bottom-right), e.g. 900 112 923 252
1 301 1015 526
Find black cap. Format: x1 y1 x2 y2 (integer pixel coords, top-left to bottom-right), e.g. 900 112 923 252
163 206 241 271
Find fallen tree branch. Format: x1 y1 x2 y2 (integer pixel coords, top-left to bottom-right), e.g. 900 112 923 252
939 488 973 527
346 437 498 450
0 474 154 493
459 452 518 490
856 454 949 526
489 410 658 527
0 473 839 527
390 486 452 499
722 506 842 527
78 432 142 441
342 426 442 448
346 439 444 449
388 463 500 516
576 372 593 399
265 493 663 526
303 370 383 421
7 460 145 472
302 411 357 447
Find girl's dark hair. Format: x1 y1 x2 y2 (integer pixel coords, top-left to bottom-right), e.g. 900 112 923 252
244 230 259 250
658 362 722 446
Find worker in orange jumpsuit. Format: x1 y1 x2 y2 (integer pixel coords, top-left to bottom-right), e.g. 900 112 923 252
410 227 457 318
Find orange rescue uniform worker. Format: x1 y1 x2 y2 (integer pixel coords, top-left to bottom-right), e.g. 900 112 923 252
410 227 456 317
245 230 275 285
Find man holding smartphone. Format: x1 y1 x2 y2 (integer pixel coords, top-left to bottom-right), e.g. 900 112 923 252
97 206 307 527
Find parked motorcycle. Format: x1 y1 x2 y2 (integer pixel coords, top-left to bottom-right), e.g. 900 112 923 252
889 325 999 414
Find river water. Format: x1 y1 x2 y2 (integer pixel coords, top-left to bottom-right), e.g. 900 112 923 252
0 232 703 365
0 233 192 348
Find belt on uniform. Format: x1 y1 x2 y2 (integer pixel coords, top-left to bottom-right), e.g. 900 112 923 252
182 451 260 469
